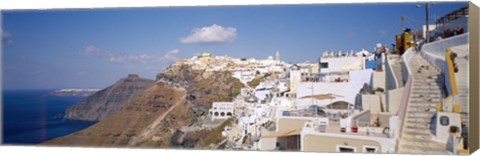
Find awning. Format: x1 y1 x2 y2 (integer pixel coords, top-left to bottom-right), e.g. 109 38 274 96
261 129 301 138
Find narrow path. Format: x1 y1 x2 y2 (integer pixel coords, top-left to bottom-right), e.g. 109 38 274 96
129 87 187 145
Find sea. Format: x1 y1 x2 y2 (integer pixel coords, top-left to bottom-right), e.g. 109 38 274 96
2 90 96 145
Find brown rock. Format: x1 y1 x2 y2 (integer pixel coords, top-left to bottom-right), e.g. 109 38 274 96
64 74 155 121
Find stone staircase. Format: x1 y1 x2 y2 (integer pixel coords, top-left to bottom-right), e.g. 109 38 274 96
451 44 469 127
398 54 449 154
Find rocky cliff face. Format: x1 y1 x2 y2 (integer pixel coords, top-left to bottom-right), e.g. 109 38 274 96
43 65 244 148
64 74 155 121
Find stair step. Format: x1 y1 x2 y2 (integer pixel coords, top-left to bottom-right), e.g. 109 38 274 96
413 77 444 81
405 116 431 120
402 134 432 140
406 115 432 119
409 100 438 103
399 144 448 154
405 118 432 123
401 138 437 144
411 91 443 95
407 110 436 114
409 94 441 98
405 125 431 129
408 105 437 109
403 129 432 135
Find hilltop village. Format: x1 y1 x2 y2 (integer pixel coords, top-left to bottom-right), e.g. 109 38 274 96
166 49 395 152
43 6 470 155
163 6 470 154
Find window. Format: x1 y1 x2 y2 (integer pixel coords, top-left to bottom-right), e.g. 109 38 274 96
336 145 356 153
363 146 377 153
320 62 329 68
440 116 449 126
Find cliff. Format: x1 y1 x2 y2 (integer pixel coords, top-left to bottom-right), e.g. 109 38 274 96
43 65 244 148
64 74 155 121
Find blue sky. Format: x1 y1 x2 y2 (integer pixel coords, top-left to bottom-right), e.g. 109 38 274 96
2 2 468 89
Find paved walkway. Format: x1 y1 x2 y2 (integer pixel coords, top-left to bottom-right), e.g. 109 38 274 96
128 87 187 145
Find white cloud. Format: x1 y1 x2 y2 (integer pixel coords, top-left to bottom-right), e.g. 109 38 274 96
3 65 16 70
180 24 237 44
347 31 355 37
84 45 100 54
81 45 180 64
77 71 87 76
110 54 161 63
30 70 42 75
2 31 13 45
82 45 112 56
378 29 388 37
163 49 180 61
19 55 29 61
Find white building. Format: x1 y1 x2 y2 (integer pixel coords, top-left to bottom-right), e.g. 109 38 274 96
318 55 367 82
289 64 302 94
232 68 256 85
209 102 235 120
296 69 373 110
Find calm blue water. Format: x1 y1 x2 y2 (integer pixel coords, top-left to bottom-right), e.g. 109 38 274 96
2 90 96 145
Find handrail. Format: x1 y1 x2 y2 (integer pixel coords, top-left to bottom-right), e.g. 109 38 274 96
397 76 412 139
445 48 459 96
385 56 399 89
401 47 415 84
434 48 459 113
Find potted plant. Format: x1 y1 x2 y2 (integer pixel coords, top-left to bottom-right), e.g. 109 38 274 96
450 125 459 133
351 126 358 133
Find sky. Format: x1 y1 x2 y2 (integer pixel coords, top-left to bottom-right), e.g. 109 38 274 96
1 2 468 90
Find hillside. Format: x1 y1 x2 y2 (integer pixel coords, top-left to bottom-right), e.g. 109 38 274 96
64 74 155 121
43 65 244 148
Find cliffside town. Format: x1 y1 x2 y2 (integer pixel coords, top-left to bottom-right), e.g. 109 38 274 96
43 56 248 148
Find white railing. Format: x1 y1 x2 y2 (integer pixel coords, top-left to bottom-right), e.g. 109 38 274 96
385 56 399 90
422 33 469 59
401 47 415 83
420 33 468 97
396 77 412 140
